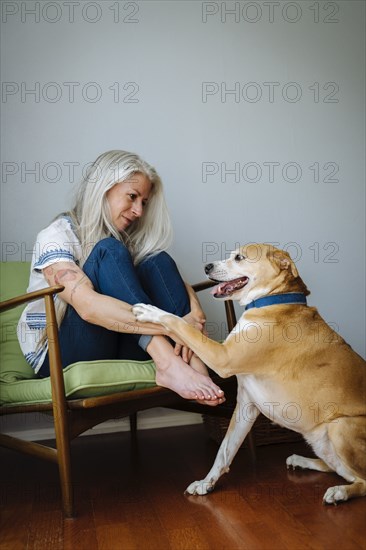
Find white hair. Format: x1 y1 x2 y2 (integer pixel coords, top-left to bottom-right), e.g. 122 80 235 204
68 150 173 265
39 150 173 341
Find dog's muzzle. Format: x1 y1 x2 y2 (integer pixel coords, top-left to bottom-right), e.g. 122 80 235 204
205 263 249 298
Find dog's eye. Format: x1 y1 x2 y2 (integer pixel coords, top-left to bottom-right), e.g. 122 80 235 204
234 254 245 262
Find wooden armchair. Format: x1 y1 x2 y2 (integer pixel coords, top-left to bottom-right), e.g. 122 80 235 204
0 268 242 517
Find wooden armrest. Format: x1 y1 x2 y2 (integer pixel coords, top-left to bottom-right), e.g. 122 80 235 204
0 283 69 427
0 285 68 428
0 285 65 312
191 280 216 293
0 284 68 406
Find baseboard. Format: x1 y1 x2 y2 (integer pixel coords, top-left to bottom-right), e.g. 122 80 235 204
1 408 203 442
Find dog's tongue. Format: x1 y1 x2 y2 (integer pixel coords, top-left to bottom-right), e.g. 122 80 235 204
210 283 228 296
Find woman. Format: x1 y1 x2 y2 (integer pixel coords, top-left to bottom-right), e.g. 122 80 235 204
17 150 224 405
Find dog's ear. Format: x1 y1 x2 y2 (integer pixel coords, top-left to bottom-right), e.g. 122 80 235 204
274 251 299 278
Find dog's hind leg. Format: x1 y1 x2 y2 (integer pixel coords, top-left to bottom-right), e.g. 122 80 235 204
322 416 366 504
286 455 333 472
186 389 260 495
288 418 366 504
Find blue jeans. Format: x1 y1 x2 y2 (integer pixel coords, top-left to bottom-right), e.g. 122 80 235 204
39 238 190 376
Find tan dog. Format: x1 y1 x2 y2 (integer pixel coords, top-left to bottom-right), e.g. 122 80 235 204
133 244 366 504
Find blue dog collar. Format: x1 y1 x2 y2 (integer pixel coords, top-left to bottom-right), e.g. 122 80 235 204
245 293 307 311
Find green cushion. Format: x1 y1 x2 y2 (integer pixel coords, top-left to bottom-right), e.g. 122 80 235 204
0 262 37 382
0 359 156 406
0 261 157 406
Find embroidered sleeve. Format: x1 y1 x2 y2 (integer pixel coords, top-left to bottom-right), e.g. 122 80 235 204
32 218 80 271
34 248 75 269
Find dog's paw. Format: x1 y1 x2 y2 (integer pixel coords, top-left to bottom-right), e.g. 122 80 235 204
286 454 307 470
323 485 348 505
185 480 215 496
132 303 164 324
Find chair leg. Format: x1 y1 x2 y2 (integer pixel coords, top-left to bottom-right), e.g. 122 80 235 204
129 412 138 438
56 435 74 517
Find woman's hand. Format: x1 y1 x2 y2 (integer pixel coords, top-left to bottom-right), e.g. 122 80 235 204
174 309 207 363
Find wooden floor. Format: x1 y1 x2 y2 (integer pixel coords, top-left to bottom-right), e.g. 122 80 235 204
1 423 365 550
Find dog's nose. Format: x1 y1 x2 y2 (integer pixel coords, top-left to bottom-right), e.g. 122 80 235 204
205 263 214 274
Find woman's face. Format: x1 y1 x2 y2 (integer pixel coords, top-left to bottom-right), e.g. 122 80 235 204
106 172 152 232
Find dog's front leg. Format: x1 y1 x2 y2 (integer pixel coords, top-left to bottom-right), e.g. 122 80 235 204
186 389 260 495
132 303 232 377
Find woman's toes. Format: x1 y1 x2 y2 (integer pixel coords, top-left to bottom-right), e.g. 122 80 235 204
196 391 206 400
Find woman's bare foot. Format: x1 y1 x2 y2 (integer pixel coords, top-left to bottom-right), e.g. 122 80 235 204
189 354 225 406
147 336 224 403
189 353 211 376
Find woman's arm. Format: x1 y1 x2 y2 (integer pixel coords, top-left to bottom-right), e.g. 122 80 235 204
43 261 166 337
184 283 206 328
170 283 208 362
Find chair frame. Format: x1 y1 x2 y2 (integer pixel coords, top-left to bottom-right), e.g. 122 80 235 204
0 280 248 517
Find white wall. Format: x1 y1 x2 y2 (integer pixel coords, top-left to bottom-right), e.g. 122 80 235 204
1 0 365 364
